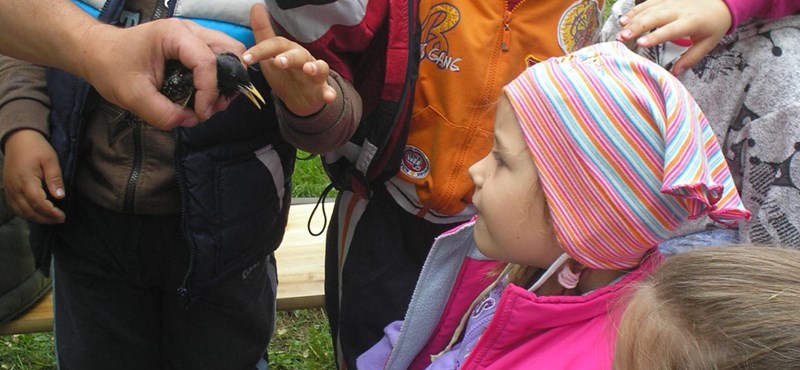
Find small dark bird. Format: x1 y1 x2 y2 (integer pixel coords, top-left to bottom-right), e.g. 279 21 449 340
161 52 266 109
109 53 265 146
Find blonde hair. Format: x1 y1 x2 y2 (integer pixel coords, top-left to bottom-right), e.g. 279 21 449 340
614 245 800 369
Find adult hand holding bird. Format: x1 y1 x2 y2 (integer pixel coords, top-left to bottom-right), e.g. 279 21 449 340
244 4 337 117
119 20 265 127
79 18 246 129
114 50 265 146
1 21 259 226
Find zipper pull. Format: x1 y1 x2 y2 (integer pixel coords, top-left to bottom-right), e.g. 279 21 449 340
501 10 512 52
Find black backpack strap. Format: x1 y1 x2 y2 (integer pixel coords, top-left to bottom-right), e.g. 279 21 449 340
321 0 421 200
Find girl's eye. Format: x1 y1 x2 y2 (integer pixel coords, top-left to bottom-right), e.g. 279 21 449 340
492 151 505 167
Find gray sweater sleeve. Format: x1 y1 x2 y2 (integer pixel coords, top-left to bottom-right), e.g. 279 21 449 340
274 69 362 154
0 55 50 152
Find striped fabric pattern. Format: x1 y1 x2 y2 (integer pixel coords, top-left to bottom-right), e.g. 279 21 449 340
503 42 750 270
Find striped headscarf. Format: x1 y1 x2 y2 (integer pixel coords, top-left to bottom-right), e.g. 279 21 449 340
503 42 750 270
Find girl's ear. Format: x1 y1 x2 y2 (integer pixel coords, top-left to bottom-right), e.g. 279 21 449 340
570 259 588 273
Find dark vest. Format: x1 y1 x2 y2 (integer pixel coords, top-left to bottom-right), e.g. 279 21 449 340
35 0 295 301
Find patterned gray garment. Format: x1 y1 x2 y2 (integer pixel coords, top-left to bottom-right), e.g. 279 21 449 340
602 4 800 247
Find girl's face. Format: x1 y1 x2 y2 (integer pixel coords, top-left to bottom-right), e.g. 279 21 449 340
468 96 563 268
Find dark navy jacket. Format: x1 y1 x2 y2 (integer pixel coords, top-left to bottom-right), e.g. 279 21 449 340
33 0 295 301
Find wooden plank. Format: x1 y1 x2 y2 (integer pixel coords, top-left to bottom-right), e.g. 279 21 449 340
0 291 53 335
0 202 328 336
275 202 327 311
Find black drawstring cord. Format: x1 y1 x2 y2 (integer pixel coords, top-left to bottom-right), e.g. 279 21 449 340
308 182 336 236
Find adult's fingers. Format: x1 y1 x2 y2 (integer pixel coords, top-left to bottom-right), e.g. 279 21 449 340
181 20 246 55
157 19 220 121
134 87 201 129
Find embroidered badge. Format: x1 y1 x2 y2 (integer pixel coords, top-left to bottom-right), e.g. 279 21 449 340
400 145 431 179
557 0 601 53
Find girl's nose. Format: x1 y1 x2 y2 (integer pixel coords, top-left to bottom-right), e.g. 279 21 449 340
469 154 489 188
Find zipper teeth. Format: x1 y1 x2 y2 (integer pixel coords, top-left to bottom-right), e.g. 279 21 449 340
509 0 526 14
153 0 166 19
155 0 178 20
502 0 527 28
124 120 143 212
98 0 114 23
174 129 195 306
152 0 192 305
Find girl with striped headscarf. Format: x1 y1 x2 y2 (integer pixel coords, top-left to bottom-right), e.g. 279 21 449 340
356 41 750 370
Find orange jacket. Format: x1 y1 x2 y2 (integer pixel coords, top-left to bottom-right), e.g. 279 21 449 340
397 0 606 219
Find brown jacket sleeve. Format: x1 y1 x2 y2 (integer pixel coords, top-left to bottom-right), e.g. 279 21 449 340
274 69 362 154
0 55 50 152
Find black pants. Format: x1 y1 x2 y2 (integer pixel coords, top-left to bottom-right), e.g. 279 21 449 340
52 195 276 370
325 187 460 369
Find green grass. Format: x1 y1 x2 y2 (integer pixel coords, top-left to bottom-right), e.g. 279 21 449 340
0 334 55 370
0 309 334 370
270 309 335 370
0 152 336 369
292 152 335 199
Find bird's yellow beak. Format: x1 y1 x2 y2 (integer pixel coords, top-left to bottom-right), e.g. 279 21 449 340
238 83 266 110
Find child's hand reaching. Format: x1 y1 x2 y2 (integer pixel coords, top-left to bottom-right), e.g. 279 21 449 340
3 129 65 224
244 4 336 117
616 0 732 75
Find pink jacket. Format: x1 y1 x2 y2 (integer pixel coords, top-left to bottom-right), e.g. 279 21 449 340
724 0 800 32
359 221 663 369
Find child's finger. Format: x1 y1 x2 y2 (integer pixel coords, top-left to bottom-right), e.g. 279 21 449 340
321 85 337 104
303 60 330 83
20 184 64 224
29 199 65 224
635 20 689 48
42 154 65 200
245 37 296 65
8 197 38 223
244 4 278 64
270 48 315 71
250 4 276 42
618 17 657 41
620 0 660 25
621 7 678 40
671 39 716 76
